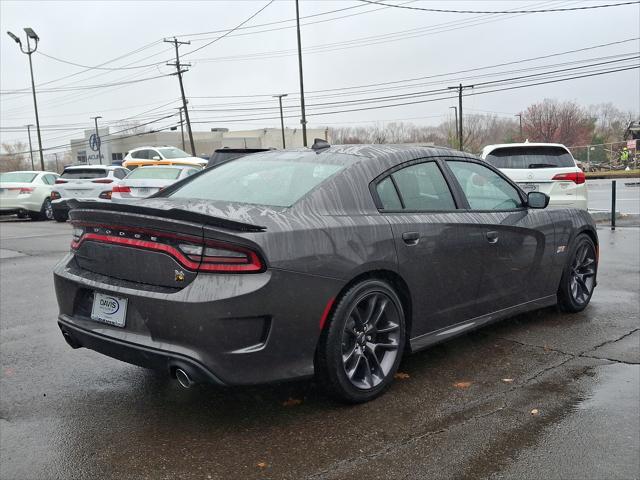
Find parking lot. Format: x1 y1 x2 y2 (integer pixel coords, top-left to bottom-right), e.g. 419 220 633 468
0 218 638 480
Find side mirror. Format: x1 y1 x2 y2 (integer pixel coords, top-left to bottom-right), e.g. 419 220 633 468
527 191 549 209
152 156 161 160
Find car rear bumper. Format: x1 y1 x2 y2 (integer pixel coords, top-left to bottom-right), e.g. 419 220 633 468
0 198 41 212
57 318 226 385
51 199 70 213
53 254 342 385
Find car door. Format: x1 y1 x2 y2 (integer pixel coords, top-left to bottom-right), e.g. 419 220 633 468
373 159 487 338
445 159 556 313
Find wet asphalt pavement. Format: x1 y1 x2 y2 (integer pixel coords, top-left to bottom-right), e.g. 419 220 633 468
0 219 638 480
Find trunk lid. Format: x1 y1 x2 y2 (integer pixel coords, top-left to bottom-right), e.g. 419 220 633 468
67 198 268 289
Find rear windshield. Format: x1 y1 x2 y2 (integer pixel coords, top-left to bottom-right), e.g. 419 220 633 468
0 172 37 183
126 167 182 180
61 168 108 179
170 156 344 207
485 146 575 169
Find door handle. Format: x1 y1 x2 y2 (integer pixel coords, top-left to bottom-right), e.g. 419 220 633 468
486 231 499 244
402 231 420 245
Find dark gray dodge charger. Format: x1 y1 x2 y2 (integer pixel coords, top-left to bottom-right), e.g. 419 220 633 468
53 143 598 403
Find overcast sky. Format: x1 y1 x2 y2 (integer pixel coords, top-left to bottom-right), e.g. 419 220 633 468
1 0 639 153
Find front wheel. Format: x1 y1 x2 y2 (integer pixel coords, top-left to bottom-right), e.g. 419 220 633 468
315 279 406 403
557 234 597 313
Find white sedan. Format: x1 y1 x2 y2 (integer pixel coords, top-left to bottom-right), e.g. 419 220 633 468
111 165 201 202
0 170 59 220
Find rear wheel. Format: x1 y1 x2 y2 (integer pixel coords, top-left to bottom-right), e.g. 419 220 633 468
557 234 597 313
316 279 406 403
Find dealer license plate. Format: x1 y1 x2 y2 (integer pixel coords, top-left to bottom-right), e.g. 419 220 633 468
519 183 538 192
91 292 128 327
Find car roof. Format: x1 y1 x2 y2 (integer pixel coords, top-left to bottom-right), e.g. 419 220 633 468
482 142 572 156
133 164 197 170
63 164 119 170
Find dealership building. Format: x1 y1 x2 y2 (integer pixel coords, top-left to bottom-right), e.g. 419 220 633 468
69 127 329 164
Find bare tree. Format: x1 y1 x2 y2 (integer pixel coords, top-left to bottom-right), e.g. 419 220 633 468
522 99 593 146
0 141 30 172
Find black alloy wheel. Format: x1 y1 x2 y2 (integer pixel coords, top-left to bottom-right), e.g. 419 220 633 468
558 234 597 313
316 279 406 403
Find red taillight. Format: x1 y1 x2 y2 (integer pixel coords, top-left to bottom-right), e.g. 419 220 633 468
18 187 34 194
92 179 113 184
55 179 68 184
71 224 264 273
112 185 131 193
50 191 61 200
552 171 585 184
177 243 262 271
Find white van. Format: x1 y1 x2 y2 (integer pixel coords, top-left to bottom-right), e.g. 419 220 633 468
481 142 587 210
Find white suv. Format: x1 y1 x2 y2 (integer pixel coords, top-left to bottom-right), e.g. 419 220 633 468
50 165 129 222
481 142 587 210
123 146 207 168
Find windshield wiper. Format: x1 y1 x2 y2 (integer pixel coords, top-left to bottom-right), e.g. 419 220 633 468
528 163 557 169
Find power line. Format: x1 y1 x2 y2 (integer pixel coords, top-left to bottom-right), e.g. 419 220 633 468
182 0 275 57
358 0 640 14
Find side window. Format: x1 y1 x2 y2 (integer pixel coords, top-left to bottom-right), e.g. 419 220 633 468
185 169 199 177
41 175 53 185
113 169 127 179
376 177 402 210
390 162 456 211
131 149 148 159
149 150 161 160
448 161 523 211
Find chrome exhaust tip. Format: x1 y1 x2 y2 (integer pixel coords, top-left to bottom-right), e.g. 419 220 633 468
175 368 194 389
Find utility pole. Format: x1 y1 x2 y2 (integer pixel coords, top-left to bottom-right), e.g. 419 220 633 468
54 152 59 173
165 37 196 156
91 116 103 164
295 0 308 147
26 124 35 170
515 113 523 140
178 107 186 151
447 83 473 151
273 94 288 149
449 106 458 145
8 28 44 170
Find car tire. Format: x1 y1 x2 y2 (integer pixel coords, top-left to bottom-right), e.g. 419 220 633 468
53 209 68 223
315 278 406 403
29 198 53 221
557 234 597 313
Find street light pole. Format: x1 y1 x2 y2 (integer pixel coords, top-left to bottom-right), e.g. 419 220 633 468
295 0 308 147
449 106 458 145
91 116 103 164
8 28 44 170
273 94 288 149
447 83 473 151
26 124 35 170
515 113 523 140
178 107 186 151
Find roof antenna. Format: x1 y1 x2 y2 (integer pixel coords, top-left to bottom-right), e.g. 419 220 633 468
311 138 330 151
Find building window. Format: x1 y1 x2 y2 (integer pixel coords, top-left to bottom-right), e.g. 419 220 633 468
112 153 123 161
77 150 87 163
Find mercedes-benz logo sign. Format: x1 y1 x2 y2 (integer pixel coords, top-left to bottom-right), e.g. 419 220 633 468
89 133 101 152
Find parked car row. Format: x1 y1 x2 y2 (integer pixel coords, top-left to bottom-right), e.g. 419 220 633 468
1 142 588 222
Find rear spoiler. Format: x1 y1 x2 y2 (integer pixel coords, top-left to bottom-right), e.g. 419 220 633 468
66 199 266 232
